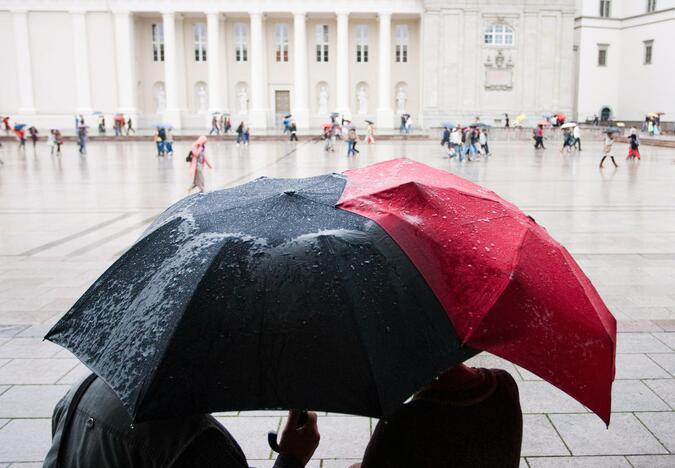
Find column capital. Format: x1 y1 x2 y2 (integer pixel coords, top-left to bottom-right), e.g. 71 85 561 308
336 11 350 19
293 11 307 19
377 12 392 21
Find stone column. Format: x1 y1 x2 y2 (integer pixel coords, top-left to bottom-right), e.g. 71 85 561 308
207 12 223 115
292 12 309 129
336 12 349 115
12 10 36 114
71 11 92 114
113 10 137 116
162 12 181 128
249 12 268 128
376 12 393 128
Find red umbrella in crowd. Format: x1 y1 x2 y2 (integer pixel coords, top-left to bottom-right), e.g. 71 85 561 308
46 158 616 425
338 158 616 424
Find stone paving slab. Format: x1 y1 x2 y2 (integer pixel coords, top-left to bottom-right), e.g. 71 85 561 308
521 415 569 457
648 353 675 377
517 381 588 414
0 385 69 418
549 413 667 455
635 412 675 452
643 379 675 409
0 419 52 463
0 359 78 385
526 456 631 467
215 416 280 460
654 332 675 350
610 380 671 412
0 338 62 359
614 354 671 379
616 333 673 353
627 454 675 467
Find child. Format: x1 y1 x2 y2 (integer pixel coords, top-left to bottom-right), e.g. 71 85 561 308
599 131 618 168
626 128 640 160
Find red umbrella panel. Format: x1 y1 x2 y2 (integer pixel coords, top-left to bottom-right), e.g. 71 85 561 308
337 158 616 424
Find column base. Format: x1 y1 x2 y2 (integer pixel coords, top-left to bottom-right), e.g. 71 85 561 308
249 109 269 130
17 107 36 115
163 108 183 130
376 108 395 130
291 107 310 130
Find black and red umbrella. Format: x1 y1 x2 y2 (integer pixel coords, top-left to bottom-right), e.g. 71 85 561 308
46 158 616 424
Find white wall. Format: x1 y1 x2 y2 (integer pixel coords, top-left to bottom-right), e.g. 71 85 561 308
87 12 118 113
0 12 20 113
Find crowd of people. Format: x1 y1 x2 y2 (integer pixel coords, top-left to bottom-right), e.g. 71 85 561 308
440 124 490 161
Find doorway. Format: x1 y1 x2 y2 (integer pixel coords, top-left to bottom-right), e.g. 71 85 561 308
274 90 290 128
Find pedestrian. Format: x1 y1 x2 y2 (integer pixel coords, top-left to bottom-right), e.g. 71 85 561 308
282 116 290 134
534 124 546 149
210 115 219 135
224 116 232 134
77 125 88 154
98 116 106 134
354 364 522 468
593 114 599 126
187 135 213 193
560 129 575 153
322 126 333 151
28 126 39 149
479 128 490 155
165 128 174 156
440 126 450 148
599 131 618 168
346 127 357 157
449 124 462 159
44 374 321 468
126 118 135 135
243 124 250 145
15 127 26 150
366 122 375 144
219 114 226 133
235 121 244 145
399 115 406 134
2 116 10 133
405 116 413 134
573 125 581 151
47 129 56 154
648 119 654 136
53 129 64 154
462 126 478 161
626 128 641 160
156 127 167 156
505 113 510 127
289 120 298 142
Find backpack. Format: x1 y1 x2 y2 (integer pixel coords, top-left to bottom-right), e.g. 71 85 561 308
186 151 192 162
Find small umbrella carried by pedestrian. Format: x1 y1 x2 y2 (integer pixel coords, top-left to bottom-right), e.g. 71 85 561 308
156 123 174 130
560 122 577 129
284 114 293 119
91 111 103 116
605 126 622 134
365 120 374 125
476 123 492 128
515 114 527 123
537 120 552 126
442 122 455 129
321 123 333 129
541 112 552 118
330 112 339 118
46 158 616 426
13 124 27 130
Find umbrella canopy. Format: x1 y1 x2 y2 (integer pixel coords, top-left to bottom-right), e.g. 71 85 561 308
605 126 622 134
321 123 333 129
13 123 27 130
330 112 339 117
442 122 455 129
365 120 374 125
556 112 567 121
515 114 527 122
156 123 174 130
91 111 104 116
647 112 658 118
560 122 577 129
537 120 552 127
541 112 552 118
284 114 293 119
114 114 125 121
616 122 625 128
46 158 616 425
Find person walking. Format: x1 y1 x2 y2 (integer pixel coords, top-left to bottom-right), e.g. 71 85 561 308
15 127 26 150
399 115 406 134
235 121 244 145
52 129 64 155
165 128 174 156
449 124 462 159
28 126 39 150
478 128 490 156
289 120 298 142
560 129 575 153
126 118 135 135
282 116 290 135
2 116 10 133
440 126 450 149
77 125 88 154
209 115 219 135
534 124 546 149
366 122 375 144
243 124 250 145
504 113 510 127
224 116 232 134
156 127 168 156
599 131 618 168
462 126 478 161
573 125 581 151
346 127 358 157
187 136 213 193
626 128 641 161
322 126 333 151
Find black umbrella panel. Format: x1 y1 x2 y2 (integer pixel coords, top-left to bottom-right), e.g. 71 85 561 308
46 174 476 421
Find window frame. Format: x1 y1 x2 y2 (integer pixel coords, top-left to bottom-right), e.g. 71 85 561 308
315 24 329 62
356 24 369 63
483 24 514 46
275 23 289 62
151 23 165 62
193 22 207 62
234 23 248 62
599 0 611 18
597 44 609 66
395 24 409 63
644 40 653 64
647 0 656 13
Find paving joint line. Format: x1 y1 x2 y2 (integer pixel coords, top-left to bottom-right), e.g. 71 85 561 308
66 215 158 257
632 411 671 454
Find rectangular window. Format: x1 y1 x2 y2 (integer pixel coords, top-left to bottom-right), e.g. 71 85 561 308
152 23 164 62
599 0 611 17
644 40 653 64
356 25 368 63
597 44 608 66
193 23 207 62
315 24 329 62
234 23 247 62
275 24 289 62
647 0 657 12
395 24 409 63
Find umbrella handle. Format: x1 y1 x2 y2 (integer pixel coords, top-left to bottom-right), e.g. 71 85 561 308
267 410 309 453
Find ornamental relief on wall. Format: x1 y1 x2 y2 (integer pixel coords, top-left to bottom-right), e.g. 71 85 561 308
484 50 514 91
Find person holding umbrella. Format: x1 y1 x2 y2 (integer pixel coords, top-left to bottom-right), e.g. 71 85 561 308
449 124 462 159
626 128 641 161
283 115 292 134
127 117 135 135
28 126 39 150
77 124 88 154
365 120 375 144
2 116 10 133
14 124 27 150
187 136 213 193
440 125 450 149
346 125 358 156
534 124 545 149
599 129 619 168
289 120 298 142
321 123 334 151
209 115 219 135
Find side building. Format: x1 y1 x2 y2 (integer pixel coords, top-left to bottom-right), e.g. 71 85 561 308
574 0 675 124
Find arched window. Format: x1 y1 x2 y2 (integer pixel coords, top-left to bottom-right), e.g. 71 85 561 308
484 24 514 46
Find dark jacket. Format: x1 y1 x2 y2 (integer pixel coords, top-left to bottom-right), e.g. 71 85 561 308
44 374 302 468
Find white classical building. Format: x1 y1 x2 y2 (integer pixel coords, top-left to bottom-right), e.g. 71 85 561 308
574 0 675 123
3 0 646 131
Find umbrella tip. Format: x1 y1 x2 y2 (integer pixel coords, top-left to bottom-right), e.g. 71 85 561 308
283 190 297 196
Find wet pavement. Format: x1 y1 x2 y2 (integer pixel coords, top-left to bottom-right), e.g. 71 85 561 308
1 138 675 467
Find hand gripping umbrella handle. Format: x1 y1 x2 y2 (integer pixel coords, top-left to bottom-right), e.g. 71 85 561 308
268 410 308 453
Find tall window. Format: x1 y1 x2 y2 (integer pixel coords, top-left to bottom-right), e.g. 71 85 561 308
234 23 247 62
599 0 611 17
644 40 653 64
647 0 656 12
395 25 408 63
151 23 164 62
275 24 289 62
484 24 514 45
193 23 207 62
597 44 608 66
356 25 368 62
316 25 329 62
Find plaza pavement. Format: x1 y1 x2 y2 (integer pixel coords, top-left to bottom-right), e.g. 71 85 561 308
0 137 674 467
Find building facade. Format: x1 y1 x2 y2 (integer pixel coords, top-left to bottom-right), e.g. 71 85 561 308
574 0 675 123
1 0 584 130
